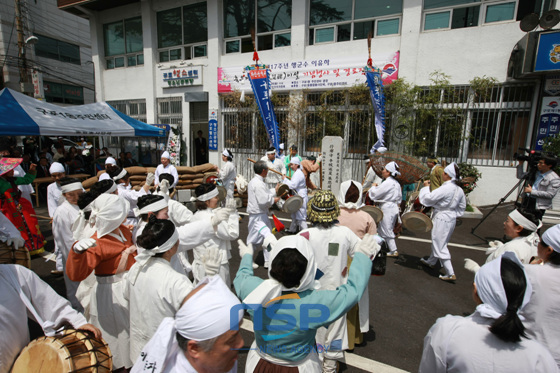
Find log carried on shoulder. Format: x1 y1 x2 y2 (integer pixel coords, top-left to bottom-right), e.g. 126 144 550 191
247 158 291 180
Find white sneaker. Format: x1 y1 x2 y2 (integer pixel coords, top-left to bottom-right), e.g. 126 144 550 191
252 263 259 269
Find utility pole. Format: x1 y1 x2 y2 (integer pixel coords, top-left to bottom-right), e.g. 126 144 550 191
15 0 32 95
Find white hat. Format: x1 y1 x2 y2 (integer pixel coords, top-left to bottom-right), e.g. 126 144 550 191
222 149 233 159
289 157 301 166
105 157 117 165
279 143 284 150
49 162 65 174
161 151 170 159
542 224 560 253
444 162 458 181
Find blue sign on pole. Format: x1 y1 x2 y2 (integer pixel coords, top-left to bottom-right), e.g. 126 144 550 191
247 68 280 153
535 31 560 72
209 109 218 151
535 97 560 150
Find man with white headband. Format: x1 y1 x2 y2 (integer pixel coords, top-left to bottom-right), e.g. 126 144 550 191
131 276 244 373
419 162 466 281
214 149 237 199
283 144 302 178
47 161 67 275
283 156 308 234
420 252 557 372
53 177 84 310
110 166 153 226
260 146 284 191
522 224 560 368
99 157 117 181
126 217 220 362
465 208 540 272
247 161 281 269
155 151 179 188
368 161 402 257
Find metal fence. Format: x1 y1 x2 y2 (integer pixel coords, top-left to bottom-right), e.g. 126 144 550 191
222 82 537 181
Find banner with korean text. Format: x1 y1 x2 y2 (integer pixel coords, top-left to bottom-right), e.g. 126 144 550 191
219 51 399 93
247 67 281 151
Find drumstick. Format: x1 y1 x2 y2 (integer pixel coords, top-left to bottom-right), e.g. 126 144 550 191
31 214 52 221
247 158 291 180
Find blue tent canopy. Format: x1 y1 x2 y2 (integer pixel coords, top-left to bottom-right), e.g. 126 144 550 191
0 88 165 137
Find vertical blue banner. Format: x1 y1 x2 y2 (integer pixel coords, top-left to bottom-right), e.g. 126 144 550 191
365 70 386 153
535 98 560 150
247 68 280 152
208 109 218 151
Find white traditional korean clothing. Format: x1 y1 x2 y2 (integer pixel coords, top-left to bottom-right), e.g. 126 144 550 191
300 225 361 361
246 174 276 263
362 167 382 192
419 311 558 373
47 182 63 217
485 235 538 265
155 163 179 188
168 198 193 226
125 258 194 362
368 176 401 253
0 264 87 373
419 181 465 273
190 207 239 286
117 183 148 226
52 200 81 310
283 168 308 232
522 263 560 368
260 155 284 189
218 161 236 198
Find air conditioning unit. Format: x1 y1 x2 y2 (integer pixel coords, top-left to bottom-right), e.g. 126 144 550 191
508 30 560 80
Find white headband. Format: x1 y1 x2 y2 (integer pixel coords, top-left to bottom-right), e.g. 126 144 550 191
128 228 179 285
444 162 457 180
134 198 168 217
509 210 538 232
222 149 232 158
266 149 276 155
113 169 127 181
542 224 560 253
191 188 219 202
61 182 83 194
105 181 118 194
385 161 401 177
49 162 65 174
474 251 532 320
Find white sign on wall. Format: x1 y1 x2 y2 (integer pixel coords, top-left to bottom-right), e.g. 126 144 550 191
321 136 344 195
545 75 560 95
160 66 203 89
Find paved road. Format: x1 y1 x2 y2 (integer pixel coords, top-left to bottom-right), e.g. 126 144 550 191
28 202 549 373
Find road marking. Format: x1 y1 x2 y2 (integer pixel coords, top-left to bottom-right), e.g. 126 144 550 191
240 318 409 372
238 212 487 252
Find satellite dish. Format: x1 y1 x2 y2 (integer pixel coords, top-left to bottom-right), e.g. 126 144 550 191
540 9 560 30
520 13 540 32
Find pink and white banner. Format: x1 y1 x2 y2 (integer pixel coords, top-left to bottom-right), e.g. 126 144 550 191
218 51 399 93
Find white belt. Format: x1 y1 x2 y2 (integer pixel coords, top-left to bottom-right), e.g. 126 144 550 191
96 272 125 284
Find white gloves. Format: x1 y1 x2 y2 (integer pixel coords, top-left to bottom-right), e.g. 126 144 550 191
202 246 221 276
225 197 237 211
145 172 155 186
158 179 170 196
211 208 229 227
356 234 381 259
73 238 97 253
6 235 25 249
237 239 253 258
317 155 322 164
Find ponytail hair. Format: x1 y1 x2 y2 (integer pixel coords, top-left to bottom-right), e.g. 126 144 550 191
489 256 527 343
452 164 462 187
136 215 176 252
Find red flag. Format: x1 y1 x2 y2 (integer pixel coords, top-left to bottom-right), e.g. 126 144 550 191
272 214 284 232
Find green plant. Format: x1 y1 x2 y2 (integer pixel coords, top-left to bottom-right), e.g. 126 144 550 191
458 162 481 195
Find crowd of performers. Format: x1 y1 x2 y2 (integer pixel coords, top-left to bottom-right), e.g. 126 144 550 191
1 146 560 373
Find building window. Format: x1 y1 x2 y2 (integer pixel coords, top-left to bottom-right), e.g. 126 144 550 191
157 97 183 126
157 2 208 62
106 99 147 122
104 17 144 69
422 0 529 31
35 34 80 64
43 81 84 104
309 0 401 45
224 0 291 53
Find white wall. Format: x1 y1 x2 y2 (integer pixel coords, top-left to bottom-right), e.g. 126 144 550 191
468 165 520 206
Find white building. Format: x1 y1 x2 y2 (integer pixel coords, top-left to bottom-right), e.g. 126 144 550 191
1 0 94 104
58 0 560 206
